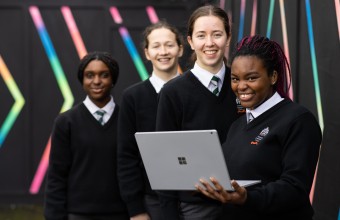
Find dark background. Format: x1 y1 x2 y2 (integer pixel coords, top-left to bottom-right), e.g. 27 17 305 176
0 0 339 219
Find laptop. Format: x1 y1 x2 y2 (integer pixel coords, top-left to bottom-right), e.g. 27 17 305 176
135 129 260 191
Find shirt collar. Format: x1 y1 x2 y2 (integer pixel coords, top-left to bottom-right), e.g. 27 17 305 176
246 92 284 120
83 96 115 116
191 62 225 88
149 72 179 93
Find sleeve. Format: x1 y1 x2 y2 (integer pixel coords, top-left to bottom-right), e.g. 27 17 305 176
44 115 72 220
117 91 146 217
245 112 322 214
155 87 181 220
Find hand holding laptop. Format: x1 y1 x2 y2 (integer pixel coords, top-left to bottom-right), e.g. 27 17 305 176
195 177 248 205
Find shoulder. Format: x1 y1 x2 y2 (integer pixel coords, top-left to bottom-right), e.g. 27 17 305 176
122 79 154 98
55 103 84 123
162 71 193 93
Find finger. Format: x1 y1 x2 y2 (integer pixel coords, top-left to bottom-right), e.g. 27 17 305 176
210 177 225 191
199 178 215 192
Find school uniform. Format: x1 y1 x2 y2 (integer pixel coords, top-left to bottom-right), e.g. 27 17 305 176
117 74 177 219
156 63 240 220
221 93 322 220
44 97 128 220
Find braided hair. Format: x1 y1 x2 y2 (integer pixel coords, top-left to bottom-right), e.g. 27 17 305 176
230 35 291 99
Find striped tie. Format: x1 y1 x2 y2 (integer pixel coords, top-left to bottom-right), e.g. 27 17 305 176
211 76 220 96
95 110 106 125
248 112 254 123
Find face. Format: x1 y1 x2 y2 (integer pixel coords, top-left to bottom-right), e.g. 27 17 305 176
231 56 277 110
187 15 230 73
82 60 113 108
145 28 183 76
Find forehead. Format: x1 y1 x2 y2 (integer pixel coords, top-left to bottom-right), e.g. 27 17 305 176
231 56 266 74
193 15 225 32
84 60 109 71
147 28 176 43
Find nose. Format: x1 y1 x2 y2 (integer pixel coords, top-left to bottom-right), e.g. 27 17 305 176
205 36 214 46
93 75 101 84
159 45 168 55
237 80 248 91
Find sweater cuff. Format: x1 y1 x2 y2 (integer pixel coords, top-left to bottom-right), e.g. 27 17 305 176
126 198 147 217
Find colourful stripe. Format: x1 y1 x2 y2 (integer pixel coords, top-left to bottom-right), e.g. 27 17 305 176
110 7 149 81
61 6 87 59
279 0 294 99
238 0 246 41
0 56 25 147
266 0 275 38
338 208 340 220
250 0 258 36
146 6 159 24
335 0 340 41
29 6 74 194
305 0 324 131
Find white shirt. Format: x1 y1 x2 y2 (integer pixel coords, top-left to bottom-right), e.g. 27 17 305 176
149 72 179 93
191 62 225 92
246 92 284 123
83 96 115 124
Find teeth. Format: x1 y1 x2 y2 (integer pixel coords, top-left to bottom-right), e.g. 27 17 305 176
159 58 170 62
240 94 250 98
205 50 217 55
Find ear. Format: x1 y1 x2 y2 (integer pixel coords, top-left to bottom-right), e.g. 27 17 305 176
226 36 231 47
144 48 151 61
271 70 278 85
178 45 184 57
187 36 194 50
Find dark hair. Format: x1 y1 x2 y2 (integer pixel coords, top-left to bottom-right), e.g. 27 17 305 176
230 35 291 99
142 20 184 49
187 5 231 38
77 51 119 85
187 5 231 65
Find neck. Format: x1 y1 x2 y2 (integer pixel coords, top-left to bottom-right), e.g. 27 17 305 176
153 68 178 82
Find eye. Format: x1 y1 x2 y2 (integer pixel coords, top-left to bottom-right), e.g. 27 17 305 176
231 77 239 83
100 72 110 78
196 34 205 39
84 72 93 79
213 33 222 38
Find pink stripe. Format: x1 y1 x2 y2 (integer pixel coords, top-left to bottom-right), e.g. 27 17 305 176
279 0 293 99
309 161 319 203
29 138 51 194
219 0 225 9
250 0 258 36
29 6 44 28
61 6 87 58
146 6 159 24
110 7 123 24
335 0 340 41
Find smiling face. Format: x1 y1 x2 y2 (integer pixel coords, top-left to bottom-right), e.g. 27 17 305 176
187 15 230 73
231 56 277 110
82 60 113 108
144 27 183 77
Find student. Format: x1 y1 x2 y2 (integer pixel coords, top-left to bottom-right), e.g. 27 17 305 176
44 52 129 220
155 5 241 220
196 35 322 220
117 21 183 220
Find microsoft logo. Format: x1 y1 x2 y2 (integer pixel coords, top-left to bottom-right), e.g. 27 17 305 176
178 157 187 165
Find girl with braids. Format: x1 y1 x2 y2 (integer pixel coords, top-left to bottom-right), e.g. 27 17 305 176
196 35 322 219
45 52 129 220
156 4 240 220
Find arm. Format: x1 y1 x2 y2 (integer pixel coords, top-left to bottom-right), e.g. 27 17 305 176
197 112 321 214
155 87 182 220
117 91 148 217
44 116 71 220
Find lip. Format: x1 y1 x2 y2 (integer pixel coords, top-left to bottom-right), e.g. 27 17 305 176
238 93 254 102
157 57 171 63
91 88 103 93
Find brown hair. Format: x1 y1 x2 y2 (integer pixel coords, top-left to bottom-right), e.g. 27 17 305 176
142 20 183 49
